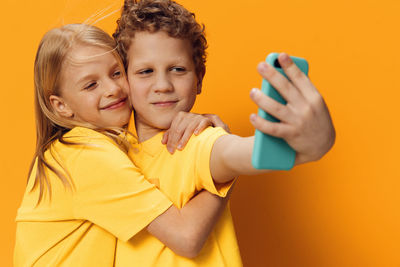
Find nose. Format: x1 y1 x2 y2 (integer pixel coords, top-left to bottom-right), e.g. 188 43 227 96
153 73 173 94
104 78 122 97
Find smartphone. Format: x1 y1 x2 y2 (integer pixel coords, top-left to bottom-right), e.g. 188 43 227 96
252 53 309 170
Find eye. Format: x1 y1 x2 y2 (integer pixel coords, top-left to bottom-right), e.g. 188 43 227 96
112 70 122 78
171 67 186 73
84 81 97 90
138 69 153 75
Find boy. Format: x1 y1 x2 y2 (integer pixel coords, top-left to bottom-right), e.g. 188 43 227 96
113 0 335 265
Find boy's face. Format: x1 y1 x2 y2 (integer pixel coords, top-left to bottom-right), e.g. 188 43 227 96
126 31 201 132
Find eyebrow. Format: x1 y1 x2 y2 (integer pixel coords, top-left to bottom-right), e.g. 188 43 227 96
75 62 120 85
76 73 98 86
129 58 190 69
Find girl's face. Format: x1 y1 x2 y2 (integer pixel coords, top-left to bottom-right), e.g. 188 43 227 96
50 44 131 128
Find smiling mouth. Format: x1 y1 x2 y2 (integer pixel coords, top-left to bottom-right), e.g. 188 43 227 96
101 97 127 110
151 100 178 107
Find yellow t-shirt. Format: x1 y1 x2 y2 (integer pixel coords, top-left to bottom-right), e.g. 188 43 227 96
14 127 173 267
116 120 243 266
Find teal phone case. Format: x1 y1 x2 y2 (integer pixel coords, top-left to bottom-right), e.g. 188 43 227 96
252 53 309 170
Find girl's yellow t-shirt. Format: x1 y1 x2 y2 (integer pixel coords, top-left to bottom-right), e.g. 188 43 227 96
14 127 172 266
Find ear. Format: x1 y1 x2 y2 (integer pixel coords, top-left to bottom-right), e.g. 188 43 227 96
49 95 74 118
196 77 203 95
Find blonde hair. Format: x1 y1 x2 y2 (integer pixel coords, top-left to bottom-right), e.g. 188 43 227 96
30 24 133 204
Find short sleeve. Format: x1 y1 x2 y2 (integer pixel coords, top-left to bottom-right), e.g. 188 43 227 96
70 130 172 242
194 127 235 197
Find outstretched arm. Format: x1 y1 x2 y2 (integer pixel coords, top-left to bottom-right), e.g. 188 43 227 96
210 53 336 183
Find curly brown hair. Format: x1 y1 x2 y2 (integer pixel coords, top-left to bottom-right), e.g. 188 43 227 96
113 0 207 79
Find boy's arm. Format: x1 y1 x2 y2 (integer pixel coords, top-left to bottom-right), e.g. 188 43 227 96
146 189 230 258
210 53 336 184
210 135 262 183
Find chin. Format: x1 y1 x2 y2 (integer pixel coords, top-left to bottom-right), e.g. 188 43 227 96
150 116 174 130
136 112 174 130
109 115 131 128
153 121 172 130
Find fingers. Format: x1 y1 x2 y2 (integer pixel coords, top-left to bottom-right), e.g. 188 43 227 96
249 88 293 123
277 53 321 103
202 114 231 133
165 129 184 154
251 53 336 165
165 112 185 154
166 112 230 154
177 119 209 150
165 112 213 154
257 61 304 106
194 118 212 135
167 117 211 153
249 113 292 139
161 131 169 145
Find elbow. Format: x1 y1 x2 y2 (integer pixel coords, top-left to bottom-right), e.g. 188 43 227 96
174 229 204 258
178 248 201 259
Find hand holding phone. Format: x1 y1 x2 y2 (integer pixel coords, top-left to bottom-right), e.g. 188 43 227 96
252 53 309 170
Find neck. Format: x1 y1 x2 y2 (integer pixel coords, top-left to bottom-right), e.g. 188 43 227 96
135 119 163 142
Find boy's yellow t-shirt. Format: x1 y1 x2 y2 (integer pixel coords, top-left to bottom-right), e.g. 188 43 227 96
14 127 173 266
115 119 243 267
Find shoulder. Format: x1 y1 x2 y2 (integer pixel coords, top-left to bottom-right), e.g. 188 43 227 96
51 127 133 170
59 128 141 187
63 127 117 145
59 127 127 153
187 127 228 147
176 127 229 160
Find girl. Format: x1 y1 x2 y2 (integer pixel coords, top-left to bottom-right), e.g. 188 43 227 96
14 24 233 266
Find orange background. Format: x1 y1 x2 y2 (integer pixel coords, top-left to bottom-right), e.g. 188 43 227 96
1 0 399 266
